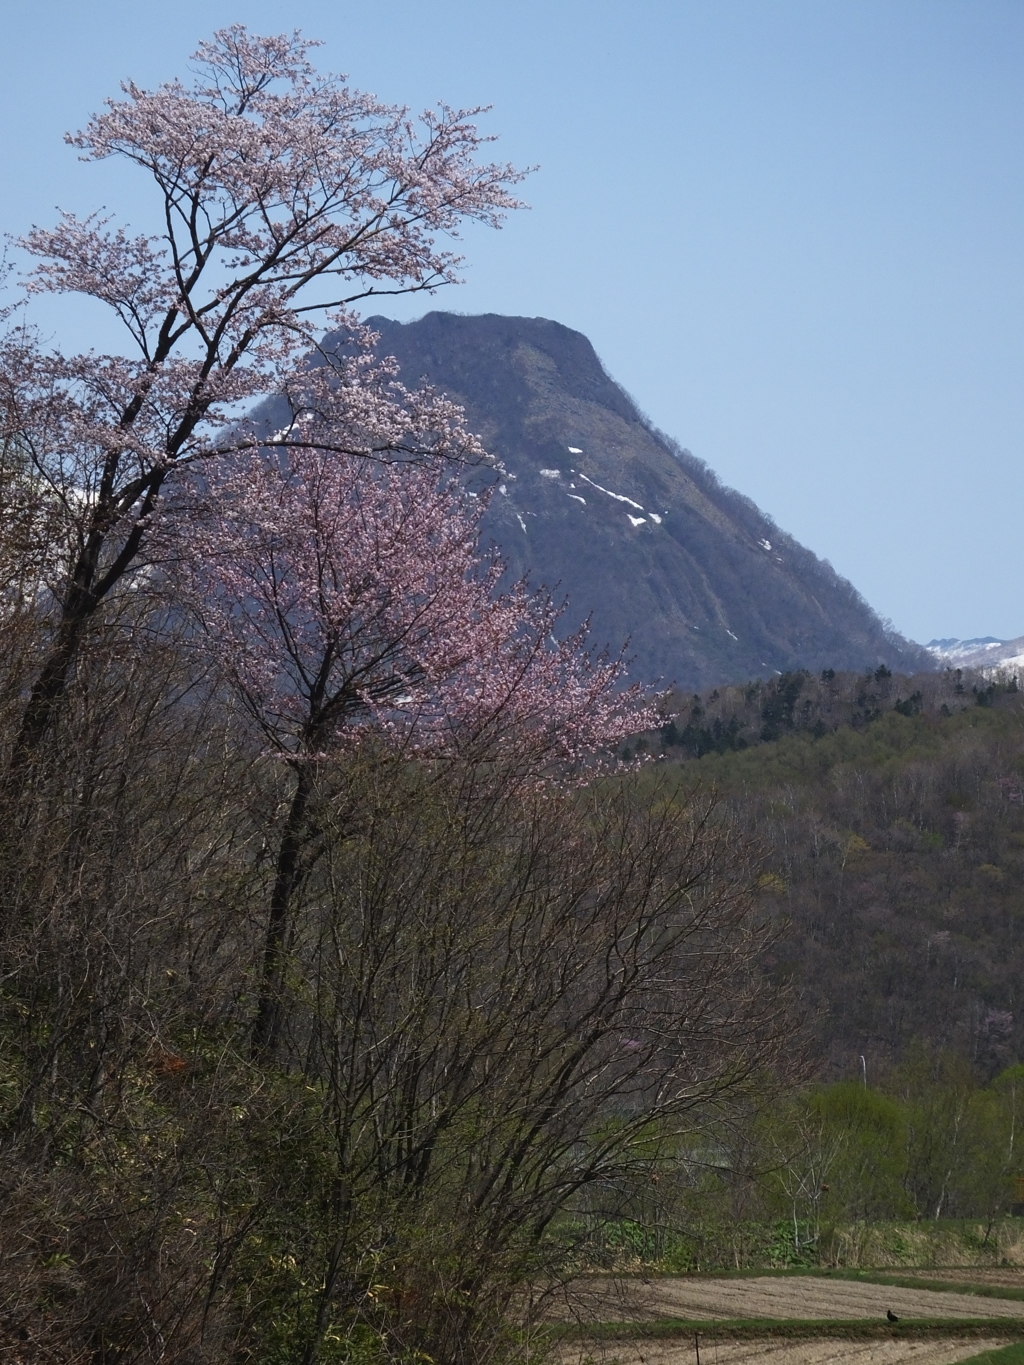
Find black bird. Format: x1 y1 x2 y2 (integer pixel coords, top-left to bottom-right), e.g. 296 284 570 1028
887 1310 899 1323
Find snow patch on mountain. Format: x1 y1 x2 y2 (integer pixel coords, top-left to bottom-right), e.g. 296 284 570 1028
577 473 645 511
926 635 1024 675
926 636 1005 661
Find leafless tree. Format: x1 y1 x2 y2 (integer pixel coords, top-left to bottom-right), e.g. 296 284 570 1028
244 758 792 1365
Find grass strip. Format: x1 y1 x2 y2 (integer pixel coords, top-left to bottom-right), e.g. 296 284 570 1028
950 1345 1024 1365
552 1317 1024 1344
818 1270 1024 1303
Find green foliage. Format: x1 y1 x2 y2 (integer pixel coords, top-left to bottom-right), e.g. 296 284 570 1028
659 665 1021 763
808 1083 911 1224
572 1049 1024 1275
950 1345 1024 1365
764 1220 817 1267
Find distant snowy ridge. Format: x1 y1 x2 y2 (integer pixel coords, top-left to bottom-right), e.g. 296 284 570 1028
925 635 1024 675
926 636 1004 657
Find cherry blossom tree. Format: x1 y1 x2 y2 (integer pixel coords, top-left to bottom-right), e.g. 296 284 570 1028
0 26 524 789
173 441 655 1053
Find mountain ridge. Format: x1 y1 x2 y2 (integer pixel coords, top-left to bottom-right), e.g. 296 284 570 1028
331 311 933 690
926 635 1024 674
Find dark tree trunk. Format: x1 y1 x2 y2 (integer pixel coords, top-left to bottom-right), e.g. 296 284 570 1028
2 611 88 806
251 765 313 1059
2 463 167 806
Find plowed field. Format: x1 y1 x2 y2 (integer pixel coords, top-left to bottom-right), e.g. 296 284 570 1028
556 1336 1007 1365
555 1276 1024 1324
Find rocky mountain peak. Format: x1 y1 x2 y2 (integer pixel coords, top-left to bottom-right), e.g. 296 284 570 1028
333 311 932 690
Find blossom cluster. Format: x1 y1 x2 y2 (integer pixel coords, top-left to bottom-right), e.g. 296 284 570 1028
175 442 654 772
4 26 522 616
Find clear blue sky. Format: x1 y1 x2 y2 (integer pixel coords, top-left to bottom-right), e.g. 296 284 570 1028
3 0 1023 645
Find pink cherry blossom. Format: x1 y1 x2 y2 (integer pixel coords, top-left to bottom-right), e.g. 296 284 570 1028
1 27 525 768
174 442 654 773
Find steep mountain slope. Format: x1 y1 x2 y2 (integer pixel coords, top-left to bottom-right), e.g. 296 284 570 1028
338 312 932 689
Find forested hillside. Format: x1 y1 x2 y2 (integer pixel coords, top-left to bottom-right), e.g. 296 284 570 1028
639 667 1024 1076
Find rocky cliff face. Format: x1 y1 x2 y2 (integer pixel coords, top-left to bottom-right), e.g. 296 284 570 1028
335 311 930 689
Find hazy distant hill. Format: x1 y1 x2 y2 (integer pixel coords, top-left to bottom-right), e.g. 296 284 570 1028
328 312 932 690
